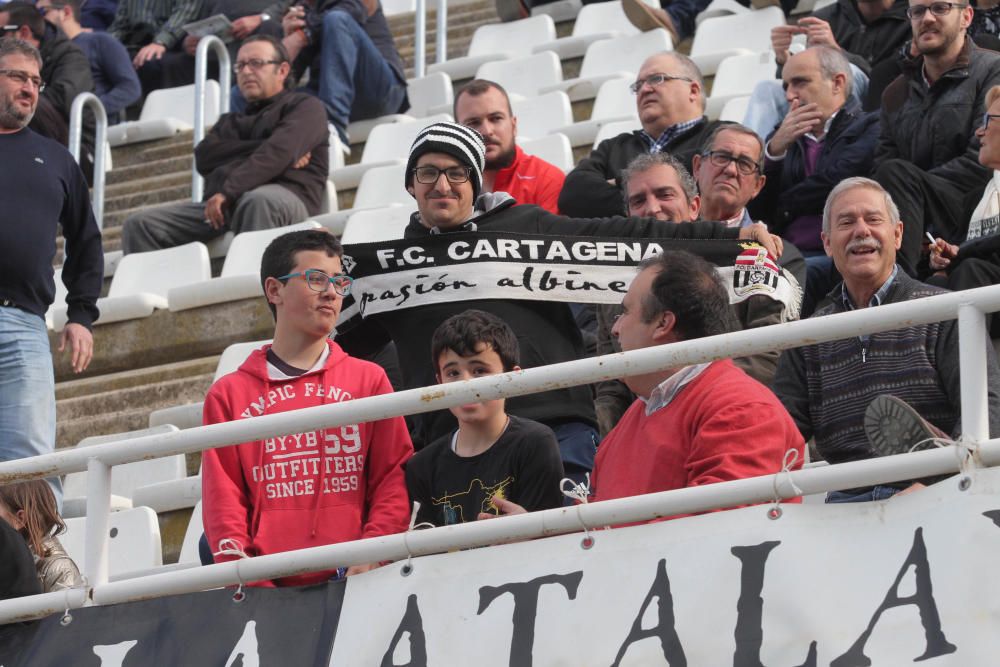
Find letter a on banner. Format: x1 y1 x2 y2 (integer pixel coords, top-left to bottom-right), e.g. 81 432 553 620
831 528 957 667
611 559 686 666
224 621 260 667
381 594 428 667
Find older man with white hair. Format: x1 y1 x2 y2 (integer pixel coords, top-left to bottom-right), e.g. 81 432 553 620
773 177 1000 502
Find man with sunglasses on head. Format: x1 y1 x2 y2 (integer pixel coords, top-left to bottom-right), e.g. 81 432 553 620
201 228 412 585
0 39 102 508
120 34 328 254
873 0 1000 275
559 51 721 220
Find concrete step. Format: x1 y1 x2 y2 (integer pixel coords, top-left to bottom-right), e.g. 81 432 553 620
104 183 192 215
56 356 218 448
112 131 195 168
106 154 192 186
105 171 191 199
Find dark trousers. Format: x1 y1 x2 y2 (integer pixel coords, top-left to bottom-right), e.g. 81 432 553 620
938 255 1000 334
874 158 977 275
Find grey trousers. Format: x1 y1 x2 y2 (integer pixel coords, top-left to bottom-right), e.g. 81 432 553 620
121 184 310 254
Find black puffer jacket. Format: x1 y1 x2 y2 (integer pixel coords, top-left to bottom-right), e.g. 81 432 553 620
875 39 1000 194
811 0 912 75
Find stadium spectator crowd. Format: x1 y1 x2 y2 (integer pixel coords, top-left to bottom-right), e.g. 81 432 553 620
8 0 1000 590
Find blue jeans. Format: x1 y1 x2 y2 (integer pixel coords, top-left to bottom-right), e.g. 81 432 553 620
0 307 61 507
552 422 599 504
318 11 406 143
826 485 901 503
743 64 870 140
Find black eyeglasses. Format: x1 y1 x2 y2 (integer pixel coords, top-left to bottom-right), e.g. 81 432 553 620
629 72 693 95
0 68 45 92
276 269 354 296
983 113 1000 130
413 165 473 184
232 58 282 73
905 2 967 19
702 150 760 176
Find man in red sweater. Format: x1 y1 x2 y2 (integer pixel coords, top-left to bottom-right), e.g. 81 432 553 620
454 79 566 214
201 229 412 586
489 250 804 517
592 250 804 503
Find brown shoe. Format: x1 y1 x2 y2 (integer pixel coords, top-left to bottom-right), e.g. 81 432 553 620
622 0 680 43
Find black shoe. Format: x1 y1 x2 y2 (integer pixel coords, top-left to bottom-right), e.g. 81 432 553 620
864 394 946 458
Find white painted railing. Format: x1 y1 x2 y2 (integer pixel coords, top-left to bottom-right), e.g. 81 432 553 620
413 0 448 78
1 283 1000 623
68 92 108 228
191 36 232 202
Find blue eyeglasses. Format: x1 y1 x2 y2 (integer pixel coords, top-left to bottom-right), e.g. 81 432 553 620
277 269 354 296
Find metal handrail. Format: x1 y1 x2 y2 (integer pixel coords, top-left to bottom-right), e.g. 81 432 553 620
68 92 108 229
413 0 448 78
1 283 1000 622
191 36 232 202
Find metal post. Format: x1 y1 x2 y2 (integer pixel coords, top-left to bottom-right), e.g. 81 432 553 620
68 93 108 229
192 36 232 202
83 458 112 589
435 0 447 64
414 0 427 78
959 303 991 443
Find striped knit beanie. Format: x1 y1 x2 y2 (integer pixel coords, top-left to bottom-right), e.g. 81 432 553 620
405 122 486 200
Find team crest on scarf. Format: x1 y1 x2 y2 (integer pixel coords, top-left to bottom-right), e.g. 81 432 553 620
733 247 779 297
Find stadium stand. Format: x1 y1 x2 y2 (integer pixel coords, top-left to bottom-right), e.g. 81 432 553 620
46 0 796 574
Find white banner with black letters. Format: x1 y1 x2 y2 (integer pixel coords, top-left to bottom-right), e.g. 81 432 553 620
339 232 800 324
2 471 1000 665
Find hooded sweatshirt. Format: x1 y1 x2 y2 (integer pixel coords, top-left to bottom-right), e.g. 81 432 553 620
201 340 413 587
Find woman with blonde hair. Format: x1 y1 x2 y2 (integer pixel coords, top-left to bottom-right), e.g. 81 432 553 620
0 480 82 592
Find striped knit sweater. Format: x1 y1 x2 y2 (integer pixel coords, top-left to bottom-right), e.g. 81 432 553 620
774 272 1000 465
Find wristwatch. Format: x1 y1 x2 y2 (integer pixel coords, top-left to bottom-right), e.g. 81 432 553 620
260 12 271 21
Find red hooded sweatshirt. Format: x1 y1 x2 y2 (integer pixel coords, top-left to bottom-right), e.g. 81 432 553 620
201 340 413 586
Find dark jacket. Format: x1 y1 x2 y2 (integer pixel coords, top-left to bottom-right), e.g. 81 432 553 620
195 90 329 215
339 198 744 448
810 0 911 76
558 118 721 219
38 24 94 121
875 39 1000 194
754 100 880 238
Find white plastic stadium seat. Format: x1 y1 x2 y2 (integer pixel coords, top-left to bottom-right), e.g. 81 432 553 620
346 72 456 143
540 29 672 102
148 339 272 431
50 242 211 331
341 206 415 245
512 91 574 141
720 95 752 123
689 6 784 75
427 15 557 81
106 81 220 147
61 507 163 579
178 500 205 564
62 425 185 518
518 133 574 173
696 0 751 26
591 118 638 151
330 113 452 190
554 77 638 148
167 221 322 312
705 51 777 120
313 163 411 233
532 0 643 60
380 0 416 16
476 51 563 99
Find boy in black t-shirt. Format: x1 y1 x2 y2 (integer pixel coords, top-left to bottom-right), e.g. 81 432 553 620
405 310 565 526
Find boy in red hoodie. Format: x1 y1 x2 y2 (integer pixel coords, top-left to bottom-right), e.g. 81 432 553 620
201 230 413 586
